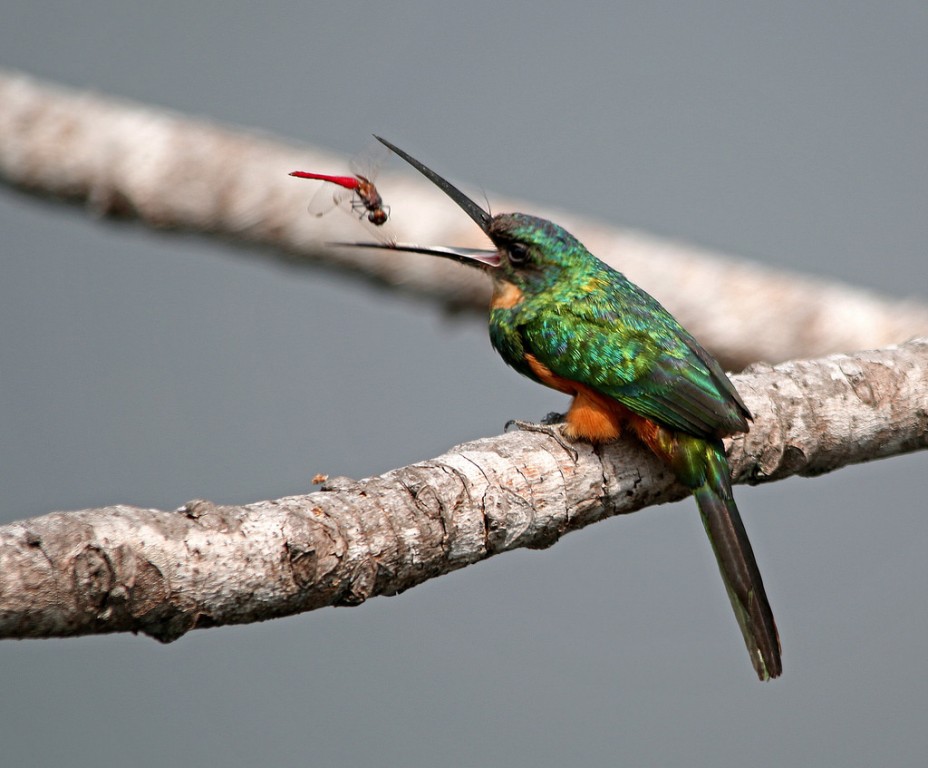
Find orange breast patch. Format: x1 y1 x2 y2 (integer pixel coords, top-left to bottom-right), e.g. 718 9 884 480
523 353 628 443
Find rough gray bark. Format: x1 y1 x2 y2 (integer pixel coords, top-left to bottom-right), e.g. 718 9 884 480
2 339 925 642
1 69 926 369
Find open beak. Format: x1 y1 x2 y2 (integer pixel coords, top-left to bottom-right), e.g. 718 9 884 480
329 136 501 269
331 241 501 268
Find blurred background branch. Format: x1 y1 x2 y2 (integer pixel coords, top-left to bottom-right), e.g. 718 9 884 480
2 69 925 371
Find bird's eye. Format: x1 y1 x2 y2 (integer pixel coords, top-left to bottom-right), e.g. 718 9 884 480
508 243 530 264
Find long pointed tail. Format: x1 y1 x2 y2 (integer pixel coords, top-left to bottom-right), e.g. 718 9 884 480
694 443 781 680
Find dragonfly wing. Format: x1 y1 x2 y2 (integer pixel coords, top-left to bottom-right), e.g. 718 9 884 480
349 139 391 180
307 182 350 217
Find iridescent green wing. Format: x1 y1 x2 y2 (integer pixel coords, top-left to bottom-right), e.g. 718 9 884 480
519 278 750 438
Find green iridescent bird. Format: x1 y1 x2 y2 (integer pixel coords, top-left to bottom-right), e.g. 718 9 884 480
351 136 782 680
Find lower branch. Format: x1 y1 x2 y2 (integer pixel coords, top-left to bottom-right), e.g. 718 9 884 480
1 339 926 641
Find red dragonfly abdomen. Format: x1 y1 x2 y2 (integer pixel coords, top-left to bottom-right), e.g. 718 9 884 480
288 171 361 190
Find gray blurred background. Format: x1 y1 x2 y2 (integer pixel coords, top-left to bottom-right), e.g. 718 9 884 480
1 2 926 766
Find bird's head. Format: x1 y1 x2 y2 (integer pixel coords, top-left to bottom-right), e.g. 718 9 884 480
483 211 596 294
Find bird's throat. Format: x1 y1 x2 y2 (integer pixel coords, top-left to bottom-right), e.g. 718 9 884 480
490 280 524 310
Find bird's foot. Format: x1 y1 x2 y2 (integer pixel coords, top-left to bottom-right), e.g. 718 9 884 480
504 417 578 461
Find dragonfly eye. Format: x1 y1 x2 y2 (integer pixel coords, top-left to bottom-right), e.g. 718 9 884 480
508 243 530 265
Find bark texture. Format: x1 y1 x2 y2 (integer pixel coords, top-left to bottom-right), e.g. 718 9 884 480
2 339 926 642
2 69 926 369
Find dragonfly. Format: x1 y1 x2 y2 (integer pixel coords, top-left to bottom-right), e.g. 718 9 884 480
289 142 391 226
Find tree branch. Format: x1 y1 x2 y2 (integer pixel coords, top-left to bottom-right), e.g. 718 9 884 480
2 69 926 369
2 339 925 642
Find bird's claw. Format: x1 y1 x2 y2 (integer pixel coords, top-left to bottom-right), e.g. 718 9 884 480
504 418 579 461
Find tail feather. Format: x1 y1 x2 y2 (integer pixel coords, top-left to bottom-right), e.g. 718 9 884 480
628 416 781 679
694 447 781 680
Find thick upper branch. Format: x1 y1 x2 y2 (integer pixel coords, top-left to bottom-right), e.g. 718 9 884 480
1 70 926 369
1 339 925 642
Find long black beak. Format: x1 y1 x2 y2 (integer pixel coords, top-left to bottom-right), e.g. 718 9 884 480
373 136 492 235
330 137 500 268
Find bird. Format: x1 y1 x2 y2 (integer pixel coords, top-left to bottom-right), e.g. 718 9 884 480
345 136 782 680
